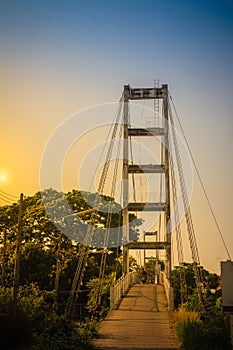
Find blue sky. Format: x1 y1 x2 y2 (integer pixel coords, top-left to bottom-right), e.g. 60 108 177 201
1 0 233 272
1 0 232 88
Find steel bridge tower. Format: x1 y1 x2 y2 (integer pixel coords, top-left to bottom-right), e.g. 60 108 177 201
122 84 171 285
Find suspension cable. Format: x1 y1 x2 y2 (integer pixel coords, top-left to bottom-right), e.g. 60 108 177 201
169 94 231 261
66 96 124 317
88 95 124 192
97 122 123 305
168 99 205 309
169 141 187 303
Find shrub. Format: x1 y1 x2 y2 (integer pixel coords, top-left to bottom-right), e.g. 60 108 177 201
174 307 202 350
201 308 231 349
33 314 97 350
0 286 12 313
174 306 231 350
18 284 52 331
78 318 99 345
0 286 32 348
86 273 115 318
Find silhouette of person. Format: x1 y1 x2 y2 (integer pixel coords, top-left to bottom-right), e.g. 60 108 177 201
140 267 147 284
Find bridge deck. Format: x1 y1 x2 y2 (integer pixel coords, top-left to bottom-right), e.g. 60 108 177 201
94 284 180 350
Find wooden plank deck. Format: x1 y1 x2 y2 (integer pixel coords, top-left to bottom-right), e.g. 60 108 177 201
94 284 181 350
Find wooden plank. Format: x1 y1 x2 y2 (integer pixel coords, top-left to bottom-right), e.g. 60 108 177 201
94 284 180 349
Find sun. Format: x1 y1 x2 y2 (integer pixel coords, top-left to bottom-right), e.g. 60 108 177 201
0 172 8 183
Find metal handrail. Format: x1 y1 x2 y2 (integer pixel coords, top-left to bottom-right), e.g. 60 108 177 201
110 271 138 310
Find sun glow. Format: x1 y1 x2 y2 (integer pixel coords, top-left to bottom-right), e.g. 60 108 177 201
0 172 8 183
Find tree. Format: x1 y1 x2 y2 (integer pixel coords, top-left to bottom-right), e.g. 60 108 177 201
0 188 142 305
171 263 221 309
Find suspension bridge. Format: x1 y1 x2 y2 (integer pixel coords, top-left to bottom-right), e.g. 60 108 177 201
60 82 231 348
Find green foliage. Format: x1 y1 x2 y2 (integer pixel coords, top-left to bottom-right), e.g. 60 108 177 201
33 314 95 350
0 284 52 348
86 272 115 317
18 284 54 331
171 263 221 309
176 320 202 349
0 188 142 348
0 310 32 349
78 318 99 345
0 189 141 289
174 306 231 350
183 291 203 312
0 284 98 349
200 308 231 349
172 264 231 349
20 244 56 290
0 286 12 313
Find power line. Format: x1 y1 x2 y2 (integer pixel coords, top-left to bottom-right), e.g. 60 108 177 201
169 93 232 261
0 190 18 199
0 194 15 205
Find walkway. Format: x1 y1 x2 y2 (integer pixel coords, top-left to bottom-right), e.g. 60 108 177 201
94 284 180 350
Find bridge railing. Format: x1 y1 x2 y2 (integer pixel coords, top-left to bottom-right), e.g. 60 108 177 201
110 271 138 310
159 271 174 311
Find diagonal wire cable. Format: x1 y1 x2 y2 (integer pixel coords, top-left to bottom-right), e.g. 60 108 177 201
66 96 124 317
168 99 205 309
169 94 231 260
0 190 18 199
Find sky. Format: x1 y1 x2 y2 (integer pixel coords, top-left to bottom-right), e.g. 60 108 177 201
0 0 233 273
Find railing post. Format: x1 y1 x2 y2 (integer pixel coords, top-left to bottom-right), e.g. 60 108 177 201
110 286 115 310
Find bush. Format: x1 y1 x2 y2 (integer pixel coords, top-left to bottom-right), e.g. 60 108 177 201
0 286 12 313
33 314 97 350
78 318 99 345
0 284 98 349
174 306 231 350
201 309 231 349
0 286 33 348
86 272 115 318
0 284 54 348
0 311 32 349
174 307 202 350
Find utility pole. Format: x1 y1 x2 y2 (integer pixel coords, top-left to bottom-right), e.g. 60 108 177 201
12 193 24 316
54 235 62 311
1 229 7 286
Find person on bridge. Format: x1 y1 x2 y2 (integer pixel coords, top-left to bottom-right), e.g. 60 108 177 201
140 267 147 284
